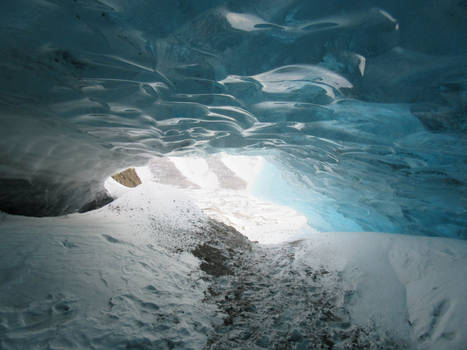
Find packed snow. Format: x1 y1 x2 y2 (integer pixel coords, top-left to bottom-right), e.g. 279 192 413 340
1 162 466 349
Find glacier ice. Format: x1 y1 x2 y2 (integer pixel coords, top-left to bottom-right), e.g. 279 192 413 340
0 0 466 237
1 2 467 348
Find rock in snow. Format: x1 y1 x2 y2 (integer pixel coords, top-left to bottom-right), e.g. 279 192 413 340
111 168 143 188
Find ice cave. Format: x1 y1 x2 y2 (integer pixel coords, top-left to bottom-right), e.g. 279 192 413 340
0 0 466 349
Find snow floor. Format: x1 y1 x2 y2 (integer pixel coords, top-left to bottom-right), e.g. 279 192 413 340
0 160 466 349
296 232 467 350
149 155 313 244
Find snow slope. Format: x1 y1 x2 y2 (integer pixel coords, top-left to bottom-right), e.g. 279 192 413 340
153 155 313 244
0 180 218 349
1 164 466 349
296 232 467 350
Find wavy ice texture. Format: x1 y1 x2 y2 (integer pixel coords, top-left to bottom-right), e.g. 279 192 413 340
0 0 466 237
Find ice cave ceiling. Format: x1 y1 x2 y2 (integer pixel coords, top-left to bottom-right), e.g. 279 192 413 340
0 0 466 237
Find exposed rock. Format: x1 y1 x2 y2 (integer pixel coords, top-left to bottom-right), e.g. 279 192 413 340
195 222 407 349
192 244 233 277
111 168 142 188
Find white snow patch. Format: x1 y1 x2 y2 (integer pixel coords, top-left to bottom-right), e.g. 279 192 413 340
190 188 311 244
169 156 219 190
219 153 265 189
1 162 466 350
296 231 467 350
134 165 153 183
104 174 130 198
0 181 216 349
226 12 267 32
157 156 310 244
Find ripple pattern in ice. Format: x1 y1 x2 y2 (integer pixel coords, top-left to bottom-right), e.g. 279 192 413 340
0 0 466 237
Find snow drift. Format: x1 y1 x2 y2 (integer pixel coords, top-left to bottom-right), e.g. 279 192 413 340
1 167 466 349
